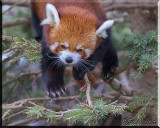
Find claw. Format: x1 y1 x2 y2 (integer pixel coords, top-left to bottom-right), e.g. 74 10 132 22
60 88 65 94
49 93 53 98
56 91 60 97
46 90 49 96
107 74 110 79
111 68 115 73
51 92 56 97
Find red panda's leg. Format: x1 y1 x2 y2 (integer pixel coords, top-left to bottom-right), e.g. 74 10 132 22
41 41 65 98
42 69 65 98
101 28 119 80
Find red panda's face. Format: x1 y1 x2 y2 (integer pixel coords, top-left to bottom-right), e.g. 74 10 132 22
48 32 97 64
41 4 114 65
48 15 97 65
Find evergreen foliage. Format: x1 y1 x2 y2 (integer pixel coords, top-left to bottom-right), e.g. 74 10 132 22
121 31 158 80
25 98 125 126
2 38 43 104
127 87 157 126
27 105 45 118
13 37 41 62
3 37 41 68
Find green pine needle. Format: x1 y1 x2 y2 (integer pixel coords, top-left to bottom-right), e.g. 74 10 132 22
26 105 45 118
121 30 157 80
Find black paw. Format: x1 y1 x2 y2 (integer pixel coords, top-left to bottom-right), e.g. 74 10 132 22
102 57 119 81
73 60 97 80
45 78 66 98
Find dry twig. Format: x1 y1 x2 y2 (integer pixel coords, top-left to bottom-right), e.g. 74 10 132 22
84 74 92 106
3 110 27 121
9 54 26 64
2 109 11 120
2 35 17 42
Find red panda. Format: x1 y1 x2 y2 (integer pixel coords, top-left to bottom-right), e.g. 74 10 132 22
30 0 118 98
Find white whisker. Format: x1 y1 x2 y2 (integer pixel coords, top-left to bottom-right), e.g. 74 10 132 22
50 60 60 70
47 59 59 71
80 61 89 72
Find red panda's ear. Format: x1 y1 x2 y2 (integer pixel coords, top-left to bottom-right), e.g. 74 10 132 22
96 20 114 38
41 3 60 26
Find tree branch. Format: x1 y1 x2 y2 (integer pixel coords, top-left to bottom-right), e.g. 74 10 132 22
9 55 26 64
8 117 42 126
3 1 28 14
2 35 17 42
103 3 157 12
2 96 80 110
38 103 67 111
2 0 29 7
3 70 41 87
2 17 30 28
3 110 27 121
3 93 133 110
2 0 158 11
2 109 11 120
108 78 134 96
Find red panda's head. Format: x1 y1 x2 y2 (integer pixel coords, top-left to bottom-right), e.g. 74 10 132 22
41 3 114 65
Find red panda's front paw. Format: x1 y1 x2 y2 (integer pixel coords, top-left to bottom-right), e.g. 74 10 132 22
72 68 84 80
73 60 97 80
102 64 118 81
45 81 66 98
101 51 119 81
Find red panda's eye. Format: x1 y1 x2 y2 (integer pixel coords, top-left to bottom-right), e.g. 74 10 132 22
76 49 82 52
61 45 66 49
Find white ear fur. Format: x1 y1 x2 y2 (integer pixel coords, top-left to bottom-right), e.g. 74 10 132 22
96 20 114 38
41 3 60 26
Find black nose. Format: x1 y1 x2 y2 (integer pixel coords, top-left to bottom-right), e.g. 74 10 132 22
65 57 73 63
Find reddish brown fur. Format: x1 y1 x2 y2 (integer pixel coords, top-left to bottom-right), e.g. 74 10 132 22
30 0 106 24
30 0 107 49
30 0 107 87
49 6 97 57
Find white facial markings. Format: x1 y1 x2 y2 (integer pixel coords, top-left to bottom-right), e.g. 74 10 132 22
85 49 91 57
58 50 81 64
76 45 82 50
64 42 69 47
50 42 59 51
60 42 69 48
